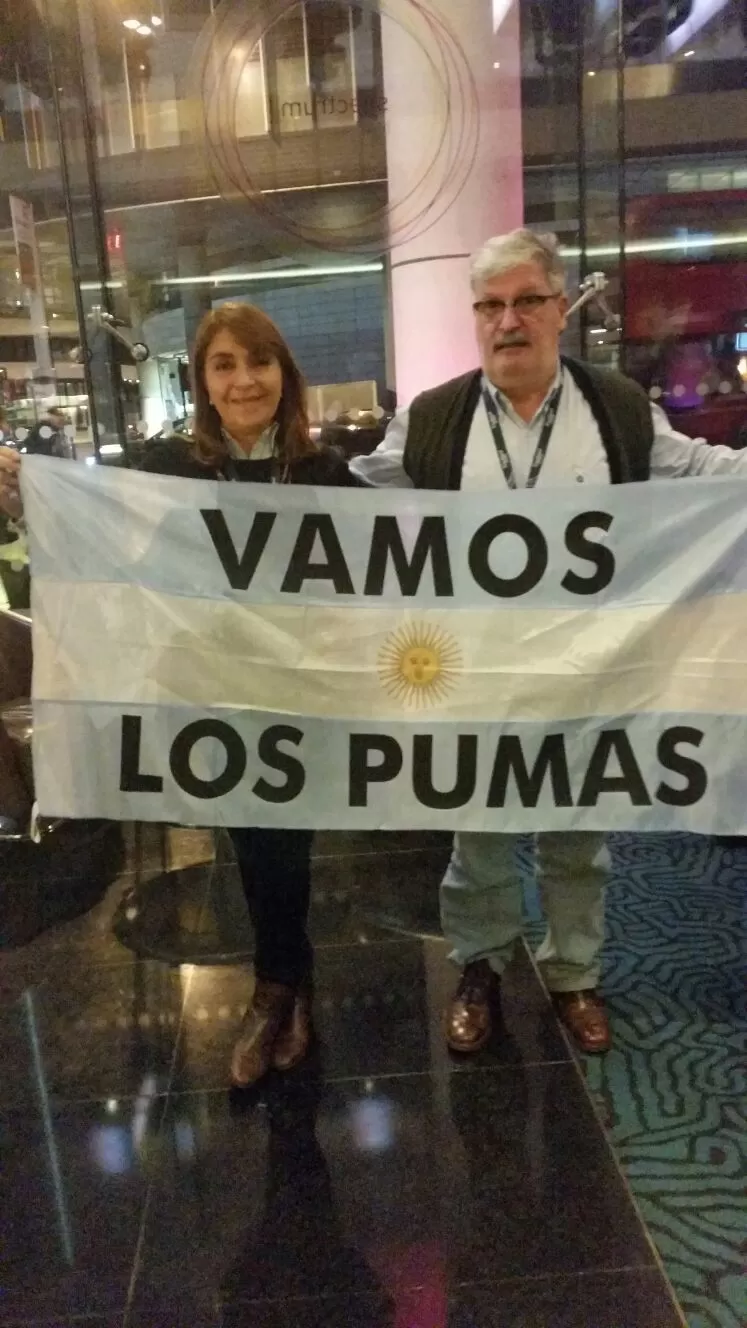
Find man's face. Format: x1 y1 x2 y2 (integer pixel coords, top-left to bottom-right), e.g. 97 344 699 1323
473 261 568 393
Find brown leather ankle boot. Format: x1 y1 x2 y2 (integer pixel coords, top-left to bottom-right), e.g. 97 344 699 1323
272 985 313 1072
230 979 295 1087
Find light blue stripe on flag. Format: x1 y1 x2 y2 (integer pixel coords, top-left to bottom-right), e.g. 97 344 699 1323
21 457 747 611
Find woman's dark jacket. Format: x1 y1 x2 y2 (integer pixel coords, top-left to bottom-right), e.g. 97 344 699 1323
139 435 360 487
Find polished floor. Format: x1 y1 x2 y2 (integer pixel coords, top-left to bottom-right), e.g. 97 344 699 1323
0 826 738 1326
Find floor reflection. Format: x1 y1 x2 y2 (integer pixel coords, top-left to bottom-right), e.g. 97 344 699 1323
221 1073 396 1326
0 827 689 1328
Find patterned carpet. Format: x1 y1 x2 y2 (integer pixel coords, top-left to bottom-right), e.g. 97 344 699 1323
557 834 745 1328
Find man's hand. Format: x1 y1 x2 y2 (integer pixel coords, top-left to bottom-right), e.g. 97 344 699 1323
0 447 22 520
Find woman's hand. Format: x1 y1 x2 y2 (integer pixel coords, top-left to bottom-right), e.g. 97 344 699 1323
0 447 22 520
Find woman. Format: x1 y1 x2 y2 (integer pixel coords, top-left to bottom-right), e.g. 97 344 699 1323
0 302 359 1088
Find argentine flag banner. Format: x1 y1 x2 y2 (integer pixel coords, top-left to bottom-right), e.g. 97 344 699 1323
21 456 747 834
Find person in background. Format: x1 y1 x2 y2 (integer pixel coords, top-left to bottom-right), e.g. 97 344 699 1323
350 227 747 1058
0 302 360 1090
0 407 29 610
22 406 71 458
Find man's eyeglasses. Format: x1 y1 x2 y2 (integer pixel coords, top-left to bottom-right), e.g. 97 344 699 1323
472 293 561 320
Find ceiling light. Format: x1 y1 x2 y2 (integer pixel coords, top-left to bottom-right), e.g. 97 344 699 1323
123 18 140 30
683 49 694 57
156 262 384 286
151 15 162 25
493 61 500 69
587 70 596 77
136 24 151 36
560 231 747 259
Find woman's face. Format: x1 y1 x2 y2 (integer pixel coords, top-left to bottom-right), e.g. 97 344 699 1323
202 328 283 446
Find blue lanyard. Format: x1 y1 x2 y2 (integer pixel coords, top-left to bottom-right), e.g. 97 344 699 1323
481 380 563 490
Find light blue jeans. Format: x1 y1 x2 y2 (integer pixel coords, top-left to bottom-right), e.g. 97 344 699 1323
441 831 609 992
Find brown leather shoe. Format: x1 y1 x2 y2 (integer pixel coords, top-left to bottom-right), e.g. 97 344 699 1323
445 960 501 1054
230 979 294 1087
553 990 611 1055
272 987 313 1072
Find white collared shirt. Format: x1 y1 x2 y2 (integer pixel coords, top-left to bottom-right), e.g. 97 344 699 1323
350 364 747 489
222 426 276 461
460 365 609 490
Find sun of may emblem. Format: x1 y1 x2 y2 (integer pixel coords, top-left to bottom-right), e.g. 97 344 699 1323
378 622 463 708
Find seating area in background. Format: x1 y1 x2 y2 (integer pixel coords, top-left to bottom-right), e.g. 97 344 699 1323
0 608 33 839
0 607 124 947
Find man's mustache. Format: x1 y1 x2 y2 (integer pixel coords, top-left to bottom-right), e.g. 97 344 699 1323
493 334 531 349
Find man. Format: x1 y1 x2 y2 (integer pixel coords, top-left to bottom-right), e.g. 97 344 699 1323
351 227 747 1056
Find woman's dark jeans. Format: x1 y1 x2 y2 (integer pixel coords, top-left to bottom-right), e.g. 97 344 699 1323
229 827 313 989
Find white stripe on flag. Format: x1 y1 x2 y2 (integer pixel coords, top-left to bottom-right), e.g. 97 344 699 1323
32 580 747 721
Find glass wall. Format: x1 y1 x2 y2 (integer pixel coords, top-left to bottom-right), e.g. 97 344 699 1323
619 1 747 445
3 0 393 470
522 0 747 445
0 0 87 454
1 0 746 472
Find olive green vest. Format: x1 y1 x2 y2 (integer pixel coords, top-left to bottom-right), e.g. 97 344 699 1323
403 357 654 489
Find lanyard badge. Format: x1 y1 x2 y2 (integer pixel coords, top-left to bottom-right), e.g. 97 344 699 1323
482 380 563 490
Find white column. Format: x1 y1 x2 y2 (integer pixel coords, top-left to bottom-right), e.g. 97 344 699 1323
382 0 523 403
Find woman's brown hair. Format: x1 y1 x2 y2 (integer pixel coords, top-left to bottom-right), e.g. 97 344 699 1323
190 302 316 467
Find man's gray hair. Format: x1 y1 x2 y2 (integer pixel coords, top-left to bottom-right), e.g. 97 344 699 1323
470 228 566 293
